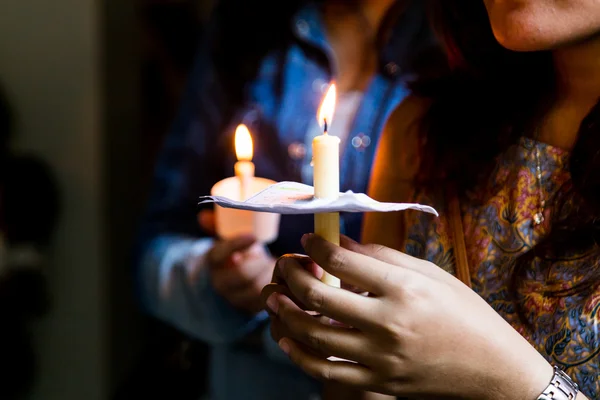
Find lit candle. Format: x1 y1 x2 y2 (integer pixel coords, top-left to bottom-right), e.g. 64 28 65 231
313 84 341 288
234 124 255 201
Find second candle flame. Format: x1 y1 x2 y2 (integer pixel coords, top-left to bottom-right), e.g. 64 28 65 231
318 83 336 134
234 124 253 161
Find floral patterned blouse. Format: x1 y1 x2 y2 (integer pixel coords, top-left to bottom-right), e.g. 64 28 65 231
404 138 599 398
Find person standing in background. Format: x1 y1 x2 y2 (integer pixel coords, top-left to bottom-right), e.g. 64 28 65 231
136 1 440 399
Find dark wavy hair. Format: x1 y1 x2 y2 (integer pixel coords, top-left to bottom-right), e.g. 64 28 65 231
419 1 600 322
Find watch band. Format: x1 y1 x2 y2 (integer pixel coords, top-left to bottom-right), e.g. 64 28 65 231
537 366 579 400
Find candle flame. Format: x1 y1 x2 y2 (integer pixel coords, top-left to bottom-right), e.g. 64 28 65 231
317 83 336 133
235 124 253 161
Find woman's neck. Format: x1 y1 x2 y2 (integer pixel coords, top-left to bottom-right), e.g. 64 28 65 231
359 0 398 32
554 34 600 104
323 0 398 93
538 35 600 149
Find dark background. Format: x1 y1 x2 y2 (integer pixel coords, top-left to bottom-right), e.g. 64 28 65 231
0 0 214 398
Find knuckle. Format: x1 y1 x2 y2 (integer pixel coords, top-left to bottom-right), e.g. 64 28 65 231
305 330 324 351
380 321 405 347
326 248 347 272
399 271 427 299
365 243 386 256
382 353 406 377
302 286 325 310
315 364 335 382
376 308 408 346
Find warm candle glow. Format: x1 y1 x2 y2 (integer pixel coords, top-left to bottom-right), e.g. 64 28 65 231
235 124 253 161
317 84 336 133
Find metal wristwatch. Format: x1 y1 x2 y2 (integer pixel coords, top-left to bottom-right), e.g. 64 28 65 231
537 366 579 400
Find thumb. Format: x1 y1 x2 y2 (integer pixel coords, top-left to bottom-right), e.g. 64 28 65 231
198 210 216 235
208 235 256 268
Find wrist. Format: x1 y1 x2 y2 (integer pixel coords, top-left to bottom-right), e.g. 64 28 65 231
485 348 553 400
521 357 554 400
537 367 580 400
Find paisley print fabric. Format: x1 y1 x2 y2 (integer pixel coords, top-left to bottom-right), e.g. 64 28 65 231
405 138 599 397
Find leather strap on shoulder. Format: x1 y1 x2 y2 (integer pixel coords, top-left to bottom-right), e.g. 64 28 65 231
447 186 472 288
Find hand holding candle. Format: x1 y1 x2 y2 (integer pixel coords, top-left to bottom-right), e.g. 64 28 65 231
313 84 341 287
234 124 255 201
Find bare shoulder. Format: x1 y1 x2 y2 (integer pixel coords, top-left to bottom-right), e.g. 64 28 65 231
375 95 431 182
363 96 431 247
386 94 431 131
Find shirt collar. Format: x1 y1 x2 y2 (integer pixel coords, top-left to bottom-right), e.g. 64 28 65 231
291 1 433 80
291 3 330 54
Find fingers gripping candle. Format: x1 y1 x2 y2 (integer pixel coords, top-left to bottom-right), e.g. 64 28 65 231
234 124 255 201
313 84 341 288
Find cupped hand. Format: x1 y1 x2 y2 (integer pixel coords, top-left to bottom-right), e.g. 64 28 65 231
262 234 553 400
207 235 276 314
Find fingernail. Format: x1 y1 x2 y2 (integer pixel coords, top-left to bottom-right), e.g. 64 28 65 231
301 234 310 248
278 339 290 355
266 294 279 315
329 319 348 328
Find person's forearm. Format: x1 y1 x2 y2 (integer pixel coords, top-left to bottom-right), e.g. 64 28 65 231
139 234 267 344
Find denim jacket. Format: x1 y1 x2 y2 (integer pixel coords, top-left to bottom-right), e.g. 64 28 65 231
137 2 433 399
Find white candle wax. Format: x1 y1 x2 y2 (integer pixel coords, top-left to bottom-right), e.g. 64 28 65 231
313 133 340 199
234 160 255 201
313 84 341 288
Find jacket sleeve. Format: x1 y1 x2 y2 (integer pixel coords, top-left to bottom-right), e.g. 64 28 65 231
135 36 268 344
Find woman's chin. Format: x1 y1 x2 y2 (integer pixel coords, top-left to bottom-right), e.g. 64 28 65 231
487 6 600 53
495 35 553 52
